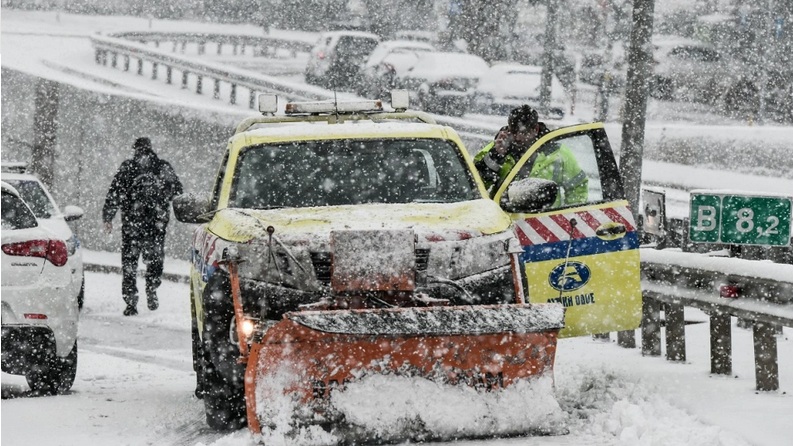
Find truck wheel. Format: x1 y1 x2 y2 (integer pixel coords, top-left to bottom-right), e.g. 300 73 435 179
191 298 205 400
26 341 78 395
201 275 247 430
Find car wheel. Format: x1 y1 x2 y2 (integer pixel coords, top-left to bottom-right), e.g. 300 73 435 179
26 341 78 395
201 274 247 430
77 276 85 311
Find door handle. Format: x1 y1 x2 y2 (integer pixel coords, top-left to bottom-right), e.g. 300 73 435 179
596 223 627 238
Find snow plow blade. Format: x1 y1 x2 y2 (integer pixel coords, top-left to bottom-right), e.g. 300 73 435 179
245 303 564 438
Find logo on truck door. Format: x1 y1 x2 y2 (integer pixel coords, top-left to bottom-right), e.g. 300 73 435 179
548 261 590 292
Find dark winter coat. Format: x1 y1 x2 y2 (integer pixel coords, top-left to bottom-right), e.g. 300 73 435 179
102 148 183 235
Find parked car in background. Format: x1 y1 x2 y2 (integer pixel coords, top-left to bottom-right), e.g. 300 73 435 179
1 163 85 310
1 181 79 395
357 39 435 99
650 35 725 103
304 31 380 90
474 62 570 118
363 50 489 116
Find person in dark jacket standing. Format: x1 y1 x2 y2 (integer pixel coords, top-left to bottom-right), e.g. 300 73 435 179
103 137 183 316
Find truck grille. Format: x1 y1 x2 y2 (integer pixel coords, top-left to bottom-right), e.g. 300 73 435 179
310 249 431 286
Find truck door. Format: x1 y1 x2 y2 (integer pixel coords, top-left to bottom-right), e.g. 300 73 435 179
493 123 642 338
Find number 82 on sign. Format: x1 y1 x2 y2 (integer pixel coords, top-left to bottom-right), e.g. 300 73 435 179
689 192 792 246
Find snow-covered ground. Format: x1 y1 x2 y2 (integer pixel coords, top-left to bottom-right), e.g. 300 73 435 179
2 9 793 446
2 252 791 446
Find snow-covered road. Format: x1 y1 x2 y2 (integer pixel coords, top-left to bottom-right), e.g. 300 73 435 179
2 263 791 446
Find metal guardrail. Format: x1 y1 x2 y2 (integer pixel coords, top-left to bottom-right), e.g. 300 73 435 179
640 250 793 392
88 32 502 142
109 31 314 56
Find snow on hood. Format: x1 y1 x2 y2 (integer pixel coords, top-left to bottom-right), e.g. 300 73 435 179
208 199 512 243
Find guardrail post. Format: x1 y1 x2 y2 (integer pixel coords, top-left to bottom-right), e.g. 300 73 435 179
172 41 178 52
181 41 187 53
137 58 143 76
217 42 223 55
230 84 237 105
241 43 246 55
198 41 206 55
166 66 172 84
196 76 203 95
213 79 221 100
233 44 239 55
642 297 662 356
753 322 779 391
618 330 636 348
181 71 189 89
249 90 256 109
154 40 160 48
111 53 117 68
151 62 158 80
123 55 130 71
665 302 686 361
710 312 732 375
94 48 102 64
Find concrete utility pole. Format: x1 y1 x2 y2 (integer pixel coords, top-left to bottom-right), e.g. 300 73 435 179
620 0 655 224
619 0 656 351
539 0 559 115
31 79 60 189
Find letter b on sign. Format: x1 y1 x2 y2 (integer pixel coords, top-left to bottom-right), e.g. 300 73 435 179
690 195 721 243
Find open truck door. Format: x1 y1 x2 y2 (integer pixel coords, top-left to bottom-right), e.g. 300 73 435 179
493 122 642 338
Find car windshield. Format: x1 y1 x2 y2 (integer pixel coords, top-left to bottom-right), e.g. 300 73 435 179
2 179 57 218
230 138 480 209
1 191 38 230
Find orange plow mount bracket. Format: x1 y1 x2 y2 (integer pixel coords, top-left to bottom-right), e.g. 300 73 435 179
244 303 564 435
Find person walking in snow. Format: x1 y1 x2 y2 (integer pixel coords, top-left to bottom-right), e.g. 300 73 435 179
102 137 183 316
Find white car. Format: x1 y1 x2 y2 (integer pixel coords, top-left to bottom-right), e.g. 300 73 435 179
364 50 489 116
1 181 79 394
304 30 381 90
474 63 570 119
1 163 85 309
357 39 436 98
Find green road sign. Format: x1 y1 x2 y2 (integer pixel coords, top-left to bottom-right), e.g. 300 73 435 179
689 192 792 246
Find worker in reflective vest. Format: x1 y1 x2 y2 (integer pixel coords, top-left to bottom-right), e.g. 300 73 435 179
474 104 588 207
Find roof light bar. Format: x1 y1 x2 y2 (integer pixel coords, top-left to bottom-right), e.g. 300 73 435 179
284 100 383 115
1 162 28 173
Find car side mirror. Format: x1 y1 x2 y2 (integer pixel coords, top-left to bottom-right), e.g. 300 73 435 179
501 177 559 213
62 205 84 222
173 193 213 224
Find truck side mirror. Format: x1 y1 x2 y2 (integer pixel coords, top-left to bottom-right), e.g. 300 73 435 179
173 193 213 223
501 177 559 213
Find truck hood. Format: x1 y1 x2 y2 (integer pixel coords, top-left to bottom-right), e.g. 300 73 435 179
207 199 511 243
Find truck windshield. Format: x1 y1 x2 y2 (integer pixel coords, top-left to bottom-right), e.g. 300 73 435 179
230 138 480 208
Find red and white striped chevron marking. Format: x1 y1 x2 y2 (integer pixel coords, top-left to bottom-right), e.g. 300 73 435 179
513 205 636 245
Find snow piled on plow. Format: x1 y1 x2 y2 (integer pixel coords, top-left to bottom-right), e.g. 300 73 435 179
254 370 564 445
330 374 565 440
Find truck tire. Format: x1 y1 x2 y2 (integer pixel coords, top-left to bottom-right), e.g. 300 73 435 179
26 341 78 395
201 274 247 430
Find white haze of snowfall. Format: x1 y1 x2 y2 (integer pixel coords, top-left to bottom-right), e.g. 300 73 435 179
1 9 793 446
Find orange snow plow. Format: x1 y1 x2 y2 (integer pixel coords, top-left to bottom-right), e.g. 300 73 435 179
230 230 565 439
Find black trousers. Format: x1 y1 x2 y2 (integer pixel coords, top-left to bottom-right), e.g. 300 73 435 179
121 226 165 307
